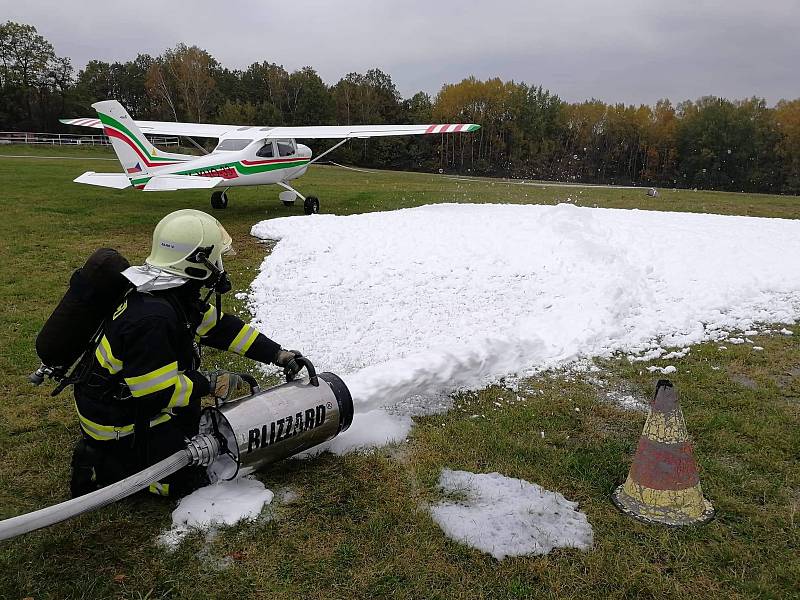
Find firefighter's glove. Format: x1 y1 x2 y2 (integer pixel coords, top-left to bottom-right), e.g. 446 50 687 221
206 370 246 402
274 349 303 380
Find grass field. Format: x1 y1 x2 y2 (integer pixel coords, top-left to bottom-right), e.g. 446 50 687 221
0 145 798 599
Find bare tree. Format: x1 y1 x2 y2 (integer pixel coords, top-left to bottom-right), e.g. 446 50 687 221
145 60 179 121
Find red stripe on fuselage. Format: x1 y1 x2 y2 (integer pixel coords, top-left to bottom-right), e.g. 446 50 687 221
240 157 309 166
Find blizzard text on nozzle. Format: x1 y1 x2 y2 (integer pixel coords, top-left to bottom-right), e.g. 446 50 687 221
247 404 327 452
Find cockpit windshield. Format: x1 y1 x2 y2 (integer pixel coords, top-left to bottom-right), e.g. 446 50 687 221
215 138 251 152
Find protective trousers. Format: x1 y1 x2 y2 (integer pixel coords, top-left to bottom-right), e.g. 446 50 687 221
71 402 203 498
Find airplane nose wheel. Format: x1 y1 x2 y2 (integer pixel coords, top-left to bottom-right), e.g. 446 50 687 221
304 196 320 215
211 191 228 209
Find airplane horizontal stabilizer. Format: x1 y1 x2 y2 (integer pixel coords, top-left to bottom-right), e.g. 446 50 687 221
142 175 224 191
74 171 132 189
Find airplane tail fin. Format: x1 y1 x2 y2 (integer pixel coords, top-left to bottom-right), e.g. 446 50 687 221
91 100 189 180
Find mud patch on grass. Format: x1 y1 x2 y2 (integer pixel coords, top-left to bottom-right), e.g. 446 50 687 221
772 366 800 389
729 372 758 390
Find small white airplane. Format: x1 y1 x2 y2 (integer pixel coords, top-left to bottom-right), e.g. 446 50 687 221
62 100 480 213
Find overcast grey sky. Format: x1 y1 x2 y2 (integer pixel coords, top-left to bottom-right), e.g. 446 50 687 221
2 0 798 105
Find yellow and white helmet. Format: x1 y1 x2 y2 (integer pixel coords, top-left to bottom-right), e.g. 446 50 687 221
145 209 233 280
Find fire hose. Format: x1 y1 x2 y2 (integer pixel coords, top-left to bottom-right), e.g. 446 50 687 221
0 434 219 541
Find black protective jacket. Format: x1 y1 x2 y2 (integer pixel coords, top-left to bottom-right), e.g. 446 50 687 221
74 284 280 442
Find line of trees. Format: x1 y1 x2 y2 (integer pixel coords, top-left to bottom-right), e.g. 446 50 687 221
2 21 798 194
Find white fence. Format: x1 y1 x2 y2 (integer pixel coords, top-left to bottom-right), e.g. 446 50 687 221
0 131 180 147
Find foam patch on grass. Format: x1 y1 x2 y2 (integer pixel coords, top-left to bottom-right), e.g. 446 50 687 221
158 477 273 549
429 470 593 559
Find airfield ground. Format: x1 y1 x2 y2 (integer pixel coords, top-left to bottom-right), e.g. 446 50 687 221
0 145 798 599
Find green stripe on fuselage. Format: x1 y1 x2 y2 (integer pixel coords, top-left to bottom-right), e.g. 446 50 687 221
176 159 310 177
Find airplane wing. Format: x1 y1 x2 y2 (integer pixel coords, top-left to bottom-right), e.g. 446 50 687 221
60 118 239 138
259 124 481 139
61 118 480 140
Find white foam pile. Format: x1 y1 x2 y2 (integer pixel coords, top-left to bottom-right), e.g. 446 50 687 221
159 477 273 549
250 203 800 418
429 470 593 559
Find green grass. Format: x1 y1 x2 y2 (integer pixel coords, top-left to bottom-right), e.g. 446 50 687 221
0 146 799 599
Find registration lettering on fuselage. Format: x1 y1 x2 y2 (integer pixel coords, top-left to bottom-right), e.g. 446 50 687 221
196 166 238 179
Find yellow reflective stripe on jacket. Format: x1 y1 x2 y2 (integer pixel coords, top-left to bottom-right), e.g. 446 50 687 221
196 305 223 336
168 373 194 408
95 335 123 374
148 482 170 496
76 405 172 441
150 412 172 429
125 362 179 398
77 410 134 441
229 324 259 355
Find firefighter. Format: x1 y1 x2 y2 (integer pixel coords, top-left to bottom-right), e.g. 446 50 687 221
71 209 302 497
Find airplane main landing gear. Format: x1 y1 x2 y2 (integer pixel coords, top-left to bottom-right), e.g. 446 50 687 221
304 196 320 215
211 190 229 210
278 183 319 215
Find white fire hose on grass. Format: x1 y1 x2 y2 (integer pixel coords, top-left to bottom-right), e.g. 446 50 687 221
0 434 219 541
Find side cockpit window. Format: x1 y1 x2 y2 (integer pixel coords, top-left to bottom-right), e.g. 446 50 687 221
256 142 274 158
277 140 295 157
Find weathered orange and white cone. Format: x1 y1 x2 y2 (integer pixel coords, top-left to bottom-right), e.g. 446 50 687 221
612 379 714 526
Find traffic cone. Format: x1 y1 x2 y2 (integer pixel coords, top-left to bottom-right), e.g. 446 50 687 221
612 379 714 526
